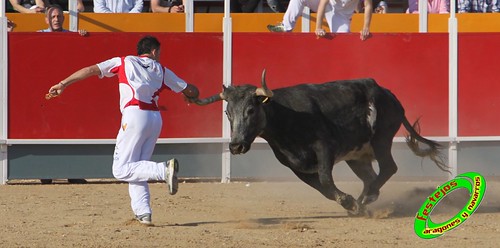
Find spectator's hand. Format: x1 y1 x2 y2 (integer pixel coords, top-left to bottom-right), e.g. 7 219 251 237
170 5 184 13
375 6 385 13
78 29 88 36
360 28 370 41
315 28 326 38
7 19 15 32
32 6 46 13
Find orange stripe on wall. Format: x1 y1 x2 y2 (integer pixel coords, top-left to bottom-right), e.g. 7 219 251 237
6 13 500 33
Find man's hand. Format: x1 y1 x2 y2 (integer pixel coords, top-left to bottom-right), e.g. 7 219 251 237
7 19 15 32
170 5 184 13
360 28 371 41
32 6 46 13
78 30 88 36
182 84 200 103
46 82 66 100
315 28 326 38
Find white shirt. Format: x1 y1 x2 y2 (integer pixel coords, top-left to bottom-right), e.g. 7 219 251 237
97 55 187 112
332 0 360 15
93 0 144 13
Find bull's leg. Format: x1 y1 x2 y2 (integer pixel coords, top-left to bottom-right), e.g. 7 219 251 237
291 169 360 215
346 159 377 204
366 139 398 205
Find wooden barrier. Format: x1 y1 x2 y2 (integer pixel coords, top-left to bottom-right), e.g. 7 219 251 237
8 32 223 139
6 13 500 33
7 32 500 139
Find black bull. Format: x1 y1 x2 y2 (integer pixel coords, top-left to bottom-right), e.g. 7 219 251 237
191 70 448 215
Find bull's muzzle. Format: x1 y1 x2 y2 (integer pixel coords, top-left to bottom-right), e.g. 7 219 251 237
229 141 250 155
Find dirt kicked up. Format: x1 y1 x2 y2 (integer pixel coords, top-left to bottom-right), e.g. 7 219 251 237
1 180 499 248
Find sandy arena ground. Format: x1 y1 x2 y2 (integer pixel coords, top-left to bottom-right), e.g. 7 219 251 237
1 179 499 248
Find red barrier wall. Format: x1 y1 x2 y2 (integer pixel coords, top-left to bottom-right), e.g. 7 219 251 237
232 33 449 136
458 33 500 136
8 32 499 139
8 33 223 139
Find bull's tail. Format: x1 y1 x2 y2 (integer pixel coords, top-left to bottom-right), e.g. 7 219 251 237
402 117 450 173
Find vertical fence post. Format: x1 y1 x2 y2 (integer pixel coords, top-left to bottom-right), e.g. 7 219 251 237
221 0 232 183
69 0 78 32
0 1 8 184
418 0 428 33
448 1 458 179
185 0 194 32
301 7 310 33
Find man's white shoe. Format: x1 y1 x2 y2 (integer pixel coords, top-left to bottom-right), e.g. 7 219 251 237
166 158 179 195
135 213 153 226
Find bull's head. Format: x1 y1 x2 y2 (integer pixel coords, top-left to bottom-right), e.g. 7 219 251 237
192 69 274 154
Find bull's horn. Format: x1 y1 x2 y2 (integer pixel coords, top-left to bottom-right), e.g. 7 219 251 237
192 92 225 106
255 69 274 97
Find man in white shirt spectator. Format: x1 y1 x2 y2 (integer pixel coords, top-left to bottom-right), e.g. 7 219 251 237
93 0 144 13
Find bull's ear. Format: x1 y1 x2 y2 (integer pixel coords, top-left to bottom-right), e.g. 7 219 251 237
256 95 270 104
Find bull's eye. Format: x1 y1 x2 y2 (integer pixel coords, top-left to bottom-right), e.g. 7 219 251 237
246 108 255 116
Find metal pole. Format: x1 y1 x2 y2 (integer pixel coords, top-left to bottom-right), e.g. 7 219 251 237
0 0 8 184
448 1 458 179
185 0 194 32
221 0 232 183
301 7 310 33
69 0 78 32
418 0 428 32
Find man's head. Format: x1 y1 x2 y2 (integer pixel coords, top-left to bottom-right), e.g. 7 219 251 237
45 5 65 32
137 36 161 61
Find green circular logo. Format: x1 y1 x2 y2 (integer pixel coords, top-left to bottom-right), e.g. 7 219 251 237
414 172 486 239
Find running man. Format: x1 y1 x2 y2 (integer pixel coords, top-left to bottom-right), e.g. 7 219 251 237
46 35 201 226
267 0 373 40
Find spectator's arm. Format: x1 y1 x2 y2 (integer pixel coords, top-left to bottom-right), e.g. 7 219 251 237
151 0 185 13
77 0 85 12
492 0 499 12
150 0 169 12
407 0 417 13
128 0 144 13
439 0 450 13
93 0 113 13
315 0 329 37
360 0 373 40
9 0 45 13
36 0 48 7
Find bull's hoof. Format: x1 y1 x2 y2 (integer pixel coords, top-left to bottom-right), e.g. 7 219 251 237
346 202 371 217
340 195 357 210
341 195 366 217
361 194 379 205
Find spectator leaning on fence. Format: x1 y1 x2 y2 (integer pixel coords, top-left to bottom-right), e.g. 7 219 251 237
93 0 144 13
9 0 47 13
150 0 185 13
407 0 449 13
458 0 499 12
268 0 373 40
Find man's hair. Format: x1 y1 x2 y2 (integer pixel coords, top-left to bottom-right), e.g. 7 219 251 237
45 4 64 17
137 36 161 55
